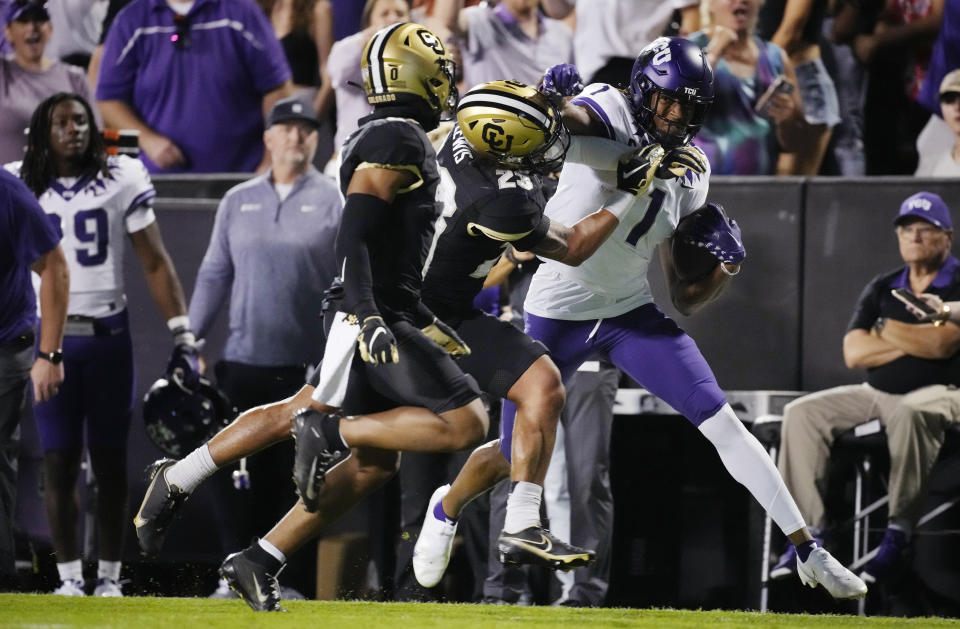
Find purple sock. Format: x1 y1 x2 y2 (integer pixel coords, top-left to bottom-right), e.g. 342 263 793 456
433 499 456 524
796 539 818 563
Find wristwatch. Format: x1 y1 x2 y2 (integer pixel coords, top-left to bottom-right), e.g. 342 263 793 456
38 349 63 365
873 317 887 335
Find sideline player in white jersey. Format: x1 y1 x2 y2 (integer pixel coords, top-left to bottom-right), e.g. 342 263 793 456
6 93 198 598
415 37 869 601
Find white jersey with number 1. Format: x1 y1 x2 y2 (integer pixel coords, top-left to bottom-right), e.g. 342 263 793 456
524 83 710 321
5 155 157 317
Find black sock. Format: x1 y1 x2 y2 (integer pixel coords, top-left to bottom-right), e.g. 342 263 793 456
244 542 283 574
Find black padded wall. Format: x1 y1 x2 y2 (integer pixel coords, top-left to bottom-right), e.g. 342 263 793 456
649 177 805 390
801 178 960 391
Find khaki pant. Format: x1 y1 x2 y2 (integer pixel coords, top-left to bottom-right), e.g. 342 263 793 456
778 382 960 530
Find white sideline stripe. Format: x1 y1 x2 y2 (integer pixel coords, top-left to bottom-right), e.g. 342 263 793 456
117 19 266 65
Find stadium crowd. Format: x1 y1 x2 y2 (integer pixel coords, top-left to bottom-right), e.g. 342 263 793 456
0 0 958 618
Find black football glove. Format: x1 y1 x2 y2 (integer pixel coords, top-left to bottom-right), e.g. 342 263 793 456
616 143 666 196
655 145 709 181
166 342 200 392
420 317 471 357
676 203 746 265
358 315 399 365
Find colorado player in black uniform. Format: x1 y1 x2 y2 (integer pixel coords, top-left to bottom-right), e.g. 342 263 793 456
132 70 661 609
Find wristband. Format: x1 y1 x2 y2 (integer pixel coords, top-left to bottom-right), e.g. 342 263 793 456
167 315 196 347
873 317 887 335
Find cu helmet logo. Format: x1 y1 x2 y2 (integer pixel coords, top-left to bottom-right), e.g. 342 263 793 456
417 29 445 54
481 123 513 152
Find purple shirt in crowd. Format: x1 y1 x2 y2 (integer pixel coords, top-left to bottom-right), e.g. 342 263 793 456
0 169 62 344
918 0 960 114
96 0 291 173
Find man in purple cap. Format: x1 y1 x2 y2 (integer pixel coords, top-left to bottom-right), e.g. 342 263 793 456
772 191 960 585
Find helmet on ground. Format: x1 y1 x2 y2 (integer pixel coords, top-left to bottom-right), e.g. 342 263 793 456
456 80 568 173
628 36 714 149
361 22 458 116
142 376 236 458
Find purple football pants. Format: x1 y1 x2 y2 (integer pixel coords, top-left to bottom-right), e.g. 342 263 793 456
500 302 727 460
34 311 135 451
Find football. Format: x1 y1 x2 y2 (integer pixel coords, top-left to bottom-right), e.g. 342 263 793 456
670 211 720 282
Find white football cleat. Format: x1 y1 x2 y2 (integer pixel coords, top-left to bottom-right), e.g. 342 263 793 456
93 577 123 597
797 547 868 599
53 578 86 596
413 484 458 588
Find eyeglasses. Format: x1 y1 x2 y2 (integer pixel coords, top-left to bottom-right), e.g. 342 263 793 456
941 92 960 106
170 13 190 49
897 224 945 239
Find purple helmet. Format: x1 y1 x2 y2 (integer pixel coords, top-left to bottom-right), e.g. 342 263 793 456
628 37 714 149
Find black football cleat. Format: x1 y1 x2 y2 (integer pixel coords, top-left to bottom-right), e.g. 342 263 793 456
497 526 595 571
219 551 286 612
133 458 188 555
291 408 349 512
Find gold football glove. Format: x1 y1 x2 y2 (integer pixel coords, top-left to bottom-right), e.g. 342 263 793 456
420 317 471 357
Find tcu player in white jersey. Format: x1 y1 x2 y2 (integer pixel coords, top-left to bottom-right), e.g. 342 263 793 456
415 37 868 601
7 93 198 597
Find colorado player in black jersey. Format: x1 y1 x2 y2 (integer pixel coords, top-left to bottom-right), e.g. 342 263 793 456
133 23 486 611
131 69 661 609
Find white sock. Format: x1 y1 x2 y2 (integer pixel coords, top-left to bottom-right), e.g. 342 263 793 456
504 481 542 533
166 444 218 493
97 560 121 581
57 559 83 583
258 538 286 564
699 404 806 535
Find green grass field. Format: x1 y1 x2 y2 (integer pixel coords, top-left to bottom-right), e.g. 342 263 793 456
2 595 958 629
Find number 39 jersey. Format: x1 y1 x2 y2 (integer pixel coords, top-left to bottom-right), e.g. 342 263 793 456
524 83 710 321
421 124 549 318
6 155 156 317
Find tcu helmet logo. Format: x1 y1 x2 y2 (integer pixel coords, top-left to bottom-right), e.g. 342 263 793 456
909 198 933 211
417 29 445 54
642 37 672 66
481 123 513 152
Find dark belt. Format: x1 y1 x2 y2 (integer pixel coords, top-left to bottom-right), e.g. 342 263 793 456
64 314 127 337
1 328 35 352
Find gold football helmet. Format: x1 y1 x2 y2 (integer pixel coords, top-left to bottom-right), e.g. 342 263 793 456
361 22 458 116
456 80 569 173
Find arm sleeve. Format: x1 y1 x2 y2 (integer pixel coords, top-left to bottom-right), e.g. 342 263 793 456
846 276 884 332
335 192 391 321
564 135 634 171
188 194 234 340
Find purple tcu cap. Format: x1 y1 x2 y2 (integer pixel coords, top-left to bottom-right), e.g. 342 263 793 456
5 0 49 25
894 192 952 230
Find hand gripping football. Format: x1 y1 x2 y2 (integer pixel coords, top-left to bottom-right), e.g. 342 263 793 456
671 203 745 281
